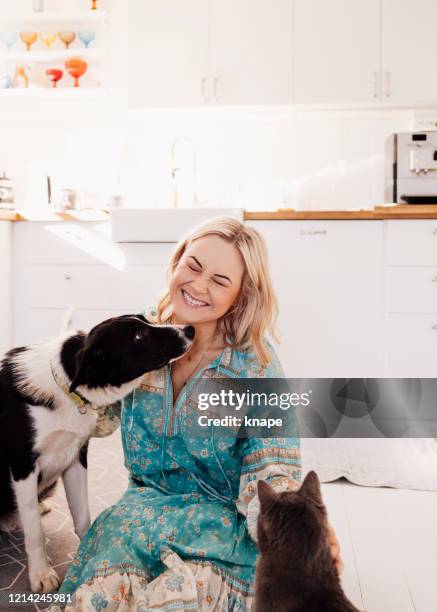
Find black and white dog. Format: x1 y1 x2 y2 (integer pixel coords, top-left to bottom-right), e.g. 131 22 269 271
0 314 194 592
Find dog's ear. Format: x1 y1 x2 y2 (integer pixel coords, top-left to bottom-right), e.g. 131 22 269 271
299 470 323 504
257 480 279 513
69 348 88 393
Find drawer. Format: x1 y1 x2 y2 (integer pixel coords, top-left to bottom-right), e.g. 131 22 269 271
13 308 128 347
13 223 175 266
386 220 437 266
25 265 167 309
386 314 437 377
386 268 437 312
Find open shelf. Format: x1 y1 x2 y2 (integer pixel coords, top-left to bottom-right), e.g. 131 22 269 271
2 48 103 62
3 10 107 25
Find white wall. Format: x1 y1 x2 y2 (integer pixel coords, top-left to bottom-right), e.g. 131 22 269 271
0 0 416 212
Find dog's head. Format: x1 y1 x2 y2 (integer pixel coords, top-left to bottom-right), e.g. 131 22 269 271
67 314 194 395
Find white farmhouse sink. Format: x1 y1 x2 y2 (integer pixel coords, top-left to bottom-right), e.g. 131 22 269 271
110 208 244 243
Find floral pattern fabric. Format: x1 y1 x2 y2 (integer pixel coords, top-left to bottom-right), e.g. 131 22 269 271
52 316 301 611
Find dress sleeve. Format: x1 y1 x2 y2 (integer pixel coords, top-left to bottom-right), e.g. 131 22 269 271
236 341 302 541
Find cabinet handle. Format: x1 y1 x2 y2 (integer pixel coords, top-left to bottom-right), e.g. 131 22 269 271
373 72 378 98
432 324 437 331
432 276 437 283
201 78 208 103
213 77 219 103
299 229 327 236
65 274 72 280
432 228 437 235
384 71 390 98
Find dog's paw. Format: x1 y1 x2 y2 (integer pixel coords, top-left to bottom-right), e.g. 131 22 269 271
29 566 60 593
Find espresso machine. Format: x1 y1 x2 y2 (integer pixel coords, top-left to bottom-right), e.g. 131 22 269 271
385 132 437 204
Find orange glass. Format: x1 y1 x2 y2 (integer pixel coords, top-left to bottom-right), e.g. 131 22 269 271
46 68 63 88
91 0 98 9
19 31 37 51
58 30 76 49
40 32 57 48
65 58 87 87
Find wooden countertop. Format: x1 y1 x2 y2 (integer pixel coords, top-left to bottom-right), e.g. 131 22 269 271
3 205 437 222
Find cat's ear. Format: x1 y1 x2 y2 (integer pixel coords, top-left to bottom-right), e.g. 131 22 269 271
300 470 323 504
257 480 279 513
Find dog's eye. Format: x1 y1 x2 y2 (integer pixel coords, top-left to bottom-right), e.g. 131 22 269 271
134 330 146 341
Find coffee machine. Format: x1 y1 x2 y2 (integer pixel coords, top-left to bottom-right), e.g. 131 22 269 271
385 132 437 204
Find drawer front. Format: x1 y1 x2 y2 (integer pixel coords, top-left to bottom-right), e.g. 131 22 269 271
386 314 437 377
386 220 437 266
13 222 175 266
386 268 437 312
14 308 128 347
26 265 167 309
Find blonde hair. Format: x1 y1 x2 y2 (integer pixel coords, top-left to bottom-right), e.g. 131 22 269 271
151 216 279 368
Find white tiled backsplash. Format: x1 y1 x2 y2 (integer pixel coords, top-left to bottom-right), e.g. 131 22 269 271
0 108 415 212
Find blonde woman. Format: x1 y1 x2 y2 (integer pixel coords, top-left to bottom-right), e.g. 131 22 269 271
56 217 342 610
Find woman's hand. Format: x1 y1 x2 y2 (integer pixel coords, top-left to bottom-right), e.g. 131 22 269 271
327 524 344 575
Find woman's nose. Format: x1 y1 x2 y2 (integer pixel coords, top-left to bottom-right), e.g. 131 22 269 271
190 277 209 295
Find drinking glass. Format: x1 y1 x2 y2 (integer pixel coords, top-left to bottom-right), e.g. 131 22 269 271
40 32 57 48
58 30 76 49
78 29 95 48
46 68 63 88
0 31 18 51
91 0 98 10
65 58 87 87
19 31 38 51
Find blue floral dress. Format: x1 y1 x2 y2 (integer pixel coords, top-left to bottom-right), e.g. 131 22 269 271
56 334 301 611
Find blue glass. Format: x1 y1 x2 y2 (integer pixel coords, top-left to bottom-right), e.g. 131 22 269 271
0 31 18 51
78 29 96 48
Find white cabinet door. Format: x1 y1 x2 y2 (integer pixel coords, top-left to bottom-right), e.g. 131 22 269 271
247 220 384 377
128 0 209 107
210 0 293 105
294 0 380 104
382 0 437 104
0 222 12 356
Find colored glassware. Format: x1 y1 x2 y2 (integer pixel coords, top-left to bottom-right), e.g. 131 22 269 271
65 57 87 87
46 68 63 88
91 0 98 10
58 30 76 49
78 29 95 48
0 31 18 51
40 32 57 48
19 31 38 51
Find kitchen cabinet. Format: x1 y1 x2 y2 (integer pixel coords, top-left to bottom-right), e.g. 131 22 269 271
0 222 12 356
128 0 293 107
12 222 174 346
209 0 292 105
385 220 437 376
382 0 437 104
128 0 209 107
294 0 380 104
246 220 385 377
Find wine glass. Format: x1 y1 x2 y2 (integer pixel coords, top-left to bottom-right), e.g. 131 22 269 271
78 29 95 48
65 58 87 87
0 31 18 51
58 30 76 49
91 0 98 10
46 68 63 88
19 31 38 51
40 32 57 48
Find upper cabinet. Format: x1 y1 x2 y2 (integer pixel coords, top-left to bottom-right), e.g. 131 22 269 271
129 0 209 107
209 0 292 105
128 0 437 108
294 0 380 104
382 0 437 105
129 0 293 107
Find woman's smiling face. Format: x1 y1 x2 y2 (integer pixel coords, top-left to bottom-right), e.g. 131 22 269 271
169 235 245 325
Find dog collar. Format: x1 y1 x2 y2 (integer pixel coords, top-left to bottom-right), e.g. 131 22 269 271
50 361 89 414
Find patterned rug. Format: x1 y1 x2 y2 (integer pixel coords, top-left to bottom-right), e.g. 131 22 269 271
0 432 128 611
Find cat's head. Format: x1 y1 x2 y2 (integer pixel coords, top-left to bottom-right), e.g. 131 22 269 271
257 471 330 568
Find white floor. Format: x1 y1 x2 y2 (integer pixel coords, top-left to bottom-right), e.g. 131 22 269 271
323 479 437 612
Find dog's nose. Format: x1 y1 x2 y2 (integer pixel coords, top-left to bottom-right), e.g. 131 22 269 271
183 325 195 340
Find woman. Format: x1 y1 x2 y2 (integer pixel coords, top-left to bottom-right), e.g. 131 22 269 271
55 217 342 611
